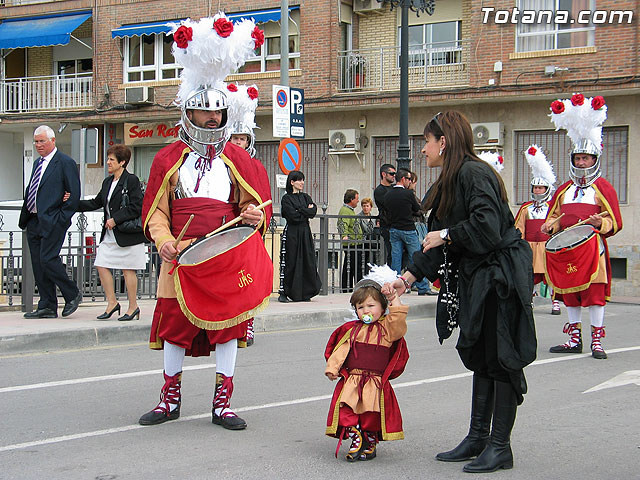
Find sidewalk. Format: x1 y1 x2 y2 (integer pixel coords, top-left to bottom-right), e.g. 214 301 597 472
0 293 438 355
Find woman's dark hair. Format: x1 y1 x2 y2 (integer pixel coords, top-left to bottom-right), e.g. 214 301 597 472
286 170 305 194
422 111 508 219
107 144 132 169
350 285 388 312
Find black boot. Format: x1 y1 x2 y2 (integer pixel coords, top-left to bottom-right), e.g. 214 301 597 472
463 381 517 473
436 375 494 462
139 371 182 425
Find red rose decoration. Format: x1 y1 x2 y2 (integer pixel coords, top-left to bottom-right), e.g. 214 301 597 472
571 93 585 106
174 25 193 49
527 146 537 156
592 96 605 110
247 87 259 100
498 156 504 165
214 18 234 38
551 100 565 114
252 26 265 49
227 83 238 92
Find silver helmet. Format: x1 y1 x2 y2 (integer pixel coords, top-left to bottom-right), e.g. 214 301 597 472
570 139 601 187
530 177 553 203
180 86 229 159
228 121 256 158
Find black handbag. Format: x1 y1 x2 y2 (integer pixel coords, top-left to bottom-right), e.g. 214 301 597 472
117 181 143 234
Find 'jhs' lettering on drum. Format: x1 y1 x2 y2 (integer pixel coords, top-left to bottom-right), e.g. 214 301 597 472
566 263 578 274
238 269 254 288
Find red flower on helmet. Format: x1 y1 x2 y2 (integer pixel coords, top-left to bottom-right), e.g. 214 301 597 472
592 96 606 110
227 83 238 92
527 146 537 156
571 93 585 106
252 26 265 49
498 155 504 164
174 26 193 49
214 18 234 38
247 86 259 100
550 100 565 114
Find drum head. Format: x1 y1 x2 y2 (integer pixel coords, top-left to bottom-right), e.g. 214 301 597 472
546 224 595 252
178 226 255 265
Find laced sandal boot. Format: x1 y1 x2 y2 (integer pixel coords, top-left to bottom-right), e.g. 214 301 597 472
549 322 582 353
139 371 182 425
551 300 561 315
463 381 517 473
246 319 255 347
436 375 494 462
590 325 607 359
212 373 247 430
359 431 378 461
345 426 365 462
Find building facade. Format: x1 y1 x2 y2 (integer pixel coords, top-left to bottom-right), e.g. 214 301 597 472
0 0 638 294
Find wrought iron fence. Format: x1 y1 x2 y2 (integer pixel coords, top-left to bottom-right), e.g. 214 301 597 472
1 73 93 113
0 207 387 310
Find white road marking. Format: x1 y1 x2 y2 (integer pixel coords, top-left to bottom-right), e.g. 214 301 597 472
1 345 639 453
583 370 640 393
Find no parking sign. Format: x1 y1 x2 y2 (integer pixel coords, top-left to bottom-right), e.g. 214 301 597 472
272 85 305 138
278 138 302 174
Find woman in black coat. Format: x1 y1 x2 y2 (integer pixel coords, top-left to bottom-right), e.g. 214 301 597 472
78 144 147 321
385 111 536 473
279 170 321 302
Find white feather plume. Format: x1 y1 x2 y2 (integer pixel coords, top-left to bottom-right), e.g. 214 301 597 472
361 264 399 288
525 144 556 186
226 84 258 130
549 94 607 151
477 151 505 174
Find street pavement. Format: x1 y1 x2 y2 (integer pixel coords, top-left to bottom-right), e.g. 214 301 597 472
0 295 639 479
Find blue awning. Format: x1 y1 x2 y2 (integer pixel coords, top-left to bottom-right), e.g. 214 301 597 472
227 6 299 24
112 20 181 39
0 11 92 50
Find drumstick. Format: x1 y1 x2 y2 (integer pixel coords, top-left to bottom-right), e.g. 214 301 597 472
206 199 273 238
173 214 195 248
547 213 565 229
572 211 609 228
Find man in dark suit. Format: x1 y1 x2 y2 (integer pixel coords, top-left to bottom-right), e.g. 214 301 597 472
19 125 82 318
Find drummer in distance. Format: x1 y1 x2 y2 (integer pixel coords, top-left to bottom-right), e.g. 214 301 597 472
541 94 622 360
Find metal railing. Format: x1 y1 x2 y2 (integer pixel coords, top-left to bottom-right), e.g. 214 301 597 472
0 208 387 310
338 40 470 92
1 73 93 113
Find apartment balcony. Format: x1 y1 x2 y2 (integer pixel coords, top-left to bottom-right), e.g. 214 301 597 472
338 40 470 93
1 73 93 113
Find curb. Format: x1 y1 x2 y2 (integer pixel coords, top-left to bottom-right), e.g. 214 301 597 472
0 300 436 355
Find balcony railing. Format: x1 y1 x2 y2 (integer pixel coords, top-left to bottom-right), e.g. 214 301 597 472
1 73 93 113
338 40 470 93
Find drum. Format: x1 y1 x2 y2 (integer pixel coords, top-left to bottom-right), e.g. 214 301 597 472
544 225 600 294
173 226 273 330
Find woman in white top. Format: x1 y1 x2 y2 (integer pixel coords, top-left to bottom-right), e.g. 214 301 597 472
78 144 147 321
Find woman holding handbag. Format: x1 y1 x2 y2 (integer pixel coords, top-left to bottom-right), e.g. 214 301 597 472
78 144 147 321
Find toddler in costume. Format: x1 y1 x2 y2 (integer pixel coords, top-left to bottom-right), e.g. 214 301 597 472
324 265 409 461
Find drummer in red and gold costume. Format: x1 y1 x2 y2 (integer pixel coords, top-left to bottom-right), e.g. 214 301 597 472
541 94 622 360
138 15 272 428
514 145 561 314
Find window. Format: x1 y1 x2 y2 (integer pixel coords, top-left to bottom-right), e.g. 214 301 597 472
237 11 300 74
56 59 92 93
513 127 628 205
403 21 462 67
57 59 92 77
516 0 595 52
124 34 181 82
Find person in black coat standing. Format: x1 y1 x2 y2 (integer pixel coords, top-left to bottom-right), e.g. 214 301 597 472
77 144 147 321
19 125 81 319
385 111 536 473
279 170 321 302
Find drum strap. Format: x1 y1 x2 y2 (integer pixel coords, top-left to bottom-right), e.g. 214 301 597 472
171 198 238 239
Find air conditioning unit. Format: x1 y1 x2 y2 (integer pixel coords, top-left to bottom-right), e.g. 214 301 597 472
329 129 360 151
354 0 385 13
125 86 155 105
471 122 504 147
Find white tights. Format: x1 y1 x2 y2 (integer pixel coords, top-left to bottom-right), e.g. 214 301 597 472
163 338 238 377
566 305 605 328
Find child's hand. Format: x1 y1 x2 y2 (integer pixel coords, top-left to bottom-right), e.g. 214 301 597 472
385 289 397 302
326 372 338 381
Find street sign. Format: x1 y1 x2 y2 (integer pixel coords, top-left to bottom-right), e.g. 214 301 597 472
278 138 302 174
272 85 305 138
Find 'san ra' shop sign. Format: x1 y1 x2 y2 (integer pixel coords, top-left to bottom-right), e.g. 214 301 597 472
124 122 180 145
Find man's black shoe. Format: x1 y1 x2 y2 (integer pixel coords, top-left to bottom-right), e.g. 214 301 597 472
62 292 82 317
24 308 57 319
